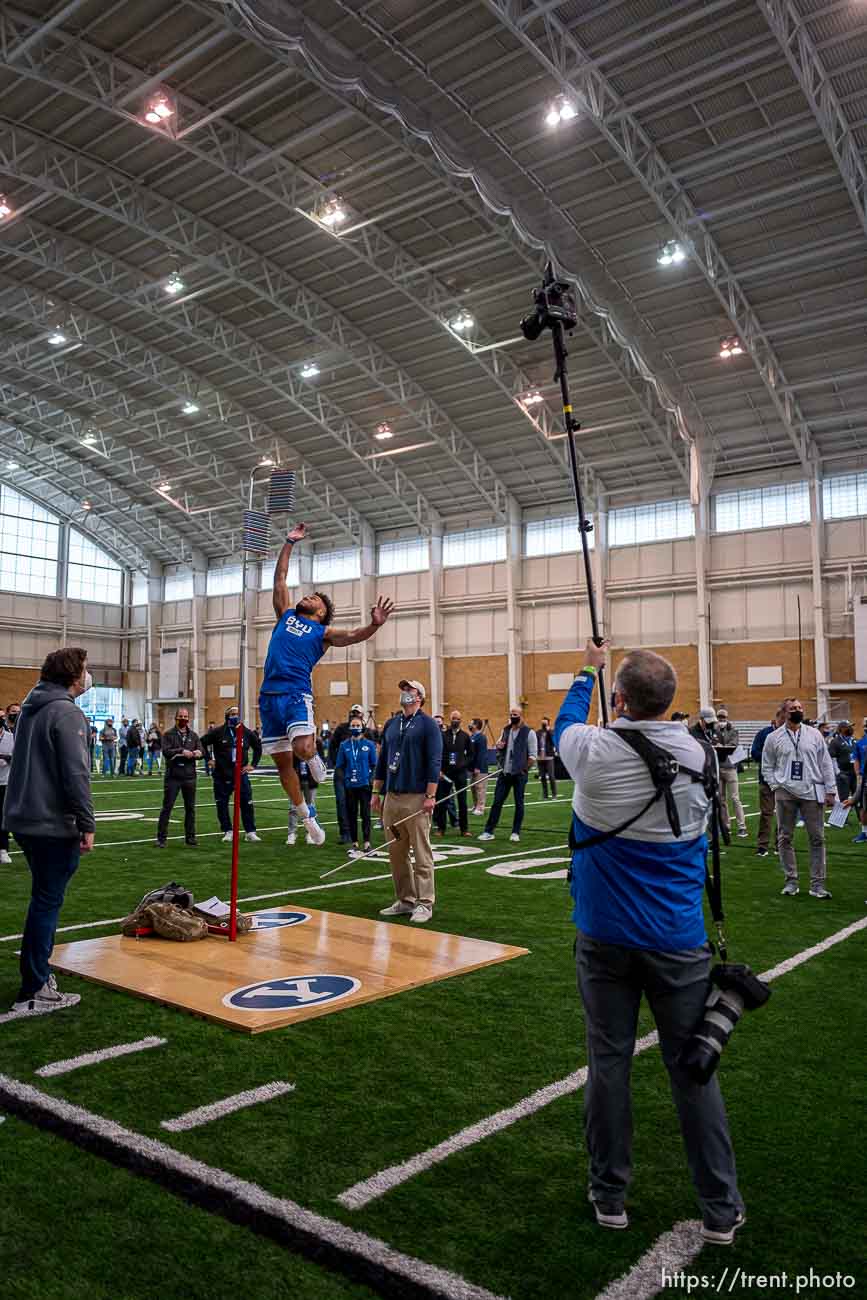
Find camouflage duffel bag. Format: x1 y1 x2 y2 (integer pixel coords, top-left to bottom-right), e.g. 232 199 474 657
142 901 208 941
202 911 254 936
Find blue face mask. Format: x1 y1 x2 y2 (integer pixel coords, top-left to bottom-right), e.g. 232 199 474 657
350 727 362 736
227 715 240 729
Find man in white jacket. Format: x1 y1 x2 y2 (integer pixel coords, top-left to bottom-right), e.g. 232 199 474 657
761 698 836 898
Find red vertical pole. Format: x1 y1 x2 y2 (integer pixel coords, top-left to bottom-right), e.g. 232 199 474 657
229 718 242 941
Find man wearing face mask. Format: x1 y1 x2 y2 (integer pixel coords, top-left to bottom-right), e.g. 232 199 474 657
372 680 442 923
535 716 558 799
478 706 538 843
156 707 203 848
6 702 21 732
5 647 95 1015
201 707 263 844
259 522 394 847
761 698 836 898
828 721 857 804
335 717 378 855
433 710 473 837
328 705 366 844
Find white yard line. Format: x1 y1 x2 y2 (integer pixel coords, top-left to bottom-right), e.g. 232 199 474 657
337 915 867 1210
36 1036 166 1077
592 1221 704 1300
161 1081 295 1132
0 842 570 943
0 1073 505 1300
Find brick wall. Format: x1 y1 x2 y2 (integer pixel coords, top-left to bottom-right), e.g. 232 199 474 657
711 639 815 717
444 655 508 727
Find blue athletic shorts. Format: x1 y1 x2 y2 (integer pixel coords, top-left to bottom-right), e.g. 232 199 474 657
259 691 315 754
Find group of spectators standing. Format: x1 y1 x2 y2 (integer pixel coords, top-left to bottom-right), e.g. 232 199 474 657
92 717 163 776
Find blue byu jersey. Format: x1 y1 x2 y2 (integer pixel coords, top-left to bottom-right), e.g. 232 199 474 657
260 610 327 696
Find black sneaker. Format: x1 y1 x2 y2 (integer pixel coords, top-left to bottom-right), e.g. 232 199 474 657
155 839 166 849
186 839 198 848
755 849 769 857
588 1191 628 1229
701 1210 746 1245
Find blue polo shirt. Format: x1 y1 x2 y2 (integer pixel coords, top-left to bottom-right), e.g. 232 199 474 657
334 736 377 789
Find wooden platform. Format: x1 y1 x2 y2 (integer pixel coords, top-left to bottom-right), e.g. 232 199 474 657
50 906 528 1034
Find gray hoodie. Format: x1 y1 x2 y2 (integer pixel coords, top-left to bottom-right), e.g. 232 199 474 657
4 681 95 838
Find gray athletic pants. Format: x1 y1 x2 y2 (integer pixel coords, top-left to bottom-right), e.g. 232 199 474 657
774 791 827 888
576 932 742 1228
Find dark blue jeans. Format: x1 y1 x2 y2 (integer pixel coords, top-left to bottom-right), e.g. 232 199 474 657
16 834 81 999
213 774 256 833
484 771 528 834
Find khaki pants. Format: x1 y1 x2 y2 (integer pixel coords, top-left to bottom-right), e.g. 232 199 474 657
472 772 488 812
719 767 746 833
756 781 777 852
383 792 436 909
774 791 827 888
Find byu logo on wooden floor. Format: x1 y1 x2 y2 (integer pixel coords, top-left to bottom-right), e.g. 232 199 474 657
249 910 311 930
223 974 361 1012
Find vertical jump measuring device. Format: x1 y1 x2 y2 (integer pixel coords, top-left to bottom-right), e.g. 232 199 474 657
230 467 297 938
520 262 609 726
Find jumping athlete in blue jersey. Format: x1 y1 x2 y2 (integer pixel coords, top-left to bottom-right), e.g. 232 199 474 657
260 522 394 845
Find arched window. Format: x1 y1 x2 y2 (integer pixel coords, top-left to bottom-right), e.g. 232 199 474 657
0 484 61 595
67 529 123 604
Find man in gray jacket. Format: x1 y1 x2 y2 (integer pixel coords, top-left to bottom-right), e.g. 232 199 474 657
6 647 95 1014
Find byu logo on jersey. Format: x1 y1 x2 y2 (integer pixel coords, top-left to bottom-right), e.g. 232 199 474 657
223 974 360 1012
249 910 311 931
284 614 312 638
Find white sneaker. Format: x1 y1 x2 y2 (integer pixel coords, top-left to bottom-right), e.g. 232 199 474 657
12 975 80 1015
222 831 233 843
308 753 327 784
285 831 297 846
809 886 832 899
510 832 520 843
245 832 261 842
737 828 748 838
0 849 11 864
304 816 326 846
379 901 414 916
471 809 484 816
478 831 494 841
781 881 799 896
348 848 362 859
410 905 432 924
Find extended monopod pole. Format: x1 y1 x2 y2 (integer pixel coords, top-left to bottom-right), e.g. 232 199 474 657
521 262 609 727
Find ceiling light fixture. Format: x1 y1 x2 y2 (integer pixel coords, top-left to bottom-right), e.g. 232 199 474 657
657 239 686 267
259 456 275 467
81 499 92 511
144 94 174 125
156 481 172 494
6 460 18 470
165 271 185 295
319 197 347 228
719 336 743 359
366 439 436 460
545 96 577 127
81 432 98 446
47 330 67 346
449 311 475 334
0 196 12 220
181 400 199 415
375 422 393 440
300 363 319 379
521 389 543 408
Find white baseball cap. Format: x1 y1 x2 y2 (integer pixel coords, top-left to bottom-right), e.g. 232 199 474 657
399 678 426 702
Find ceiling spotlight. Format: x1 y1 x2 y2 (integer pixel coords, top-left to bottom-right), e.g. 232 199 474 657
156 481 172 494
165 271 185 295
657 239 686 267
81 432 98 446
6 460 18 470
47 330 67 346
449 311 475 334
374 422 393 440
545 96 578 128
300 363 319 379
259 456 275 466
81 499 92 511
0 196 12 220
181 400 199 415
521 389 543 408
144 94 173 125
320 197 347 228
719 336 743 359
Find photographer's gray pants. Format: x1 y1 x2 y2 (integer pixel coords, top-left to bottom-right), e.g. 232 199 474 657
576 933 743 1228
774 792 826 888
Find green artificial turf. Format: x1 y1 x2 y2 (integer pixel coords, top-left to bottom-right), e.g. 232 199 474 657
0 768 865 1299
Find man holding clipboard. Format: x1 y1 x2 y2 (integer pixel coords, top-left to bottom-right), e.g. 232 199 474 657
761 698 836 898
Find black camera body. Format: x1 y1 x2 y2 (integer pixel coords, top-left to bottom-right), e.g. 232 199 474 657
677 962 771 1086
520 268 578 340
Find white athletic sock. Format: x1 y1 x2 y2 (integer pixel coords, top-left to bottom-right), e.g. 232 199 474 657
294 801 310 820
308 753 326 784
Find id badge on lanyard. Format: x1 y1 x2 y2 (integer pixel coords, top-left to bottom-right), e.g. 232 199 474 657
790 759 804 780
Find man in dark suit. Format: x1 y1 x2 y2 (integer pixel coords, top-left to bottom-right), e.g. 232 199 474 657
156 708 202 847
201 706 263 843
434 711 474 837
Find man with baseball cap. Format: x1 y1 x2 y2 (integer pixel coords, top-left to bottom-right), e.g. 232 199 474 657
372 679 442 924
329 703 367 844
715 708 747 838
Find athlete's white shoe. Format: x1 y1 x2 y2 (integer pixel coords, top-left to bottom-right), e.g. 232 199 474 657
478 831 494 841
285 831 297 846
0 849 11 864
510 833 521 842
308 753 327 784
222 831 233 843
245 832 261 843
304 816 326 846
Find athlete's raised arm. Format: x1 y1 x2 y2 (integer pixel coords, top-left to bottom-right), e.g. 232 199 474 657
324 596 395 647
273 523 305 618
